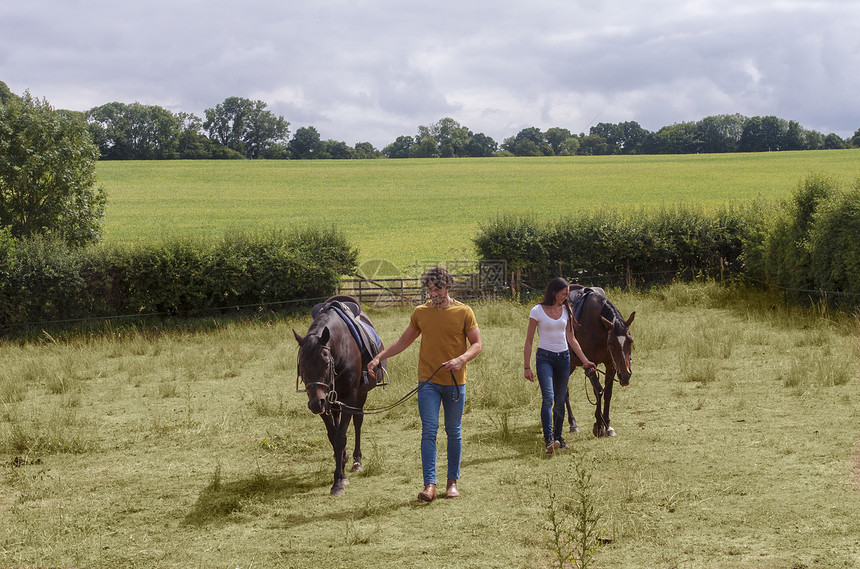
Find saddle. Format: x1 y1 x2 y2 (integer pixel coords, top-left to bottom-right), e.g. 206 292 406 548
568 285 606 322
312 295 386 385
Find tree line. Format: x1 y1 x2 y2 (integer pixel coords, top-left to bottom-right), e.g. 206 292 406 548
5 81 858 161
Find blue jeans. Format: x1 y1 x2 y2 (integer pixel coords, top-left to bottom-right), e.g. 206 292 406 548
416 381 466 485
535 348 571 443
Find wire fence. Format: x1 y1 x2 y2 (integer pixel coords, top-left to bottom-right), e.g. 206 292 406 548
3 264 858 334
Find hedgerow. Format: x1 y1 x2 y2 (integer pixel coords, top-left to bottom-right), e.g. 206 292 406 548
476 175 860 306
475 203 758 289
0 227 357 332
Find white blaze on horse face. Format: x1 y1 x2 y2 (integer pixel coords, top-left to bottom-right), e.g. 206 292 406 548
615 334 631 372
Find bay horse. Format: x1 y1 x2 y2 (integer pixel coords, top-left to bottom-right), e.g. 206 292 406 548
293 297 385 496
565 288 635 437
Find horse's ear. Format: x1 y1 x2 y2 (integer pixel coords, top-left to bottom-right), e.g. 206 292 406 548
600 316 613 330
320 326 330 345
625 312 635 327
292 329 304 344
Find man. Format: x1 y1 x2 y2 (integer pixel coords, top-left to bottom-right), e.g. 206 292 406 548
367 266 482 502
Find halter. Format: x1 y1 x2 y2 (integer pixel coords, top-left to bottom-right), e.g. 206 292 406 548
296 344 338 408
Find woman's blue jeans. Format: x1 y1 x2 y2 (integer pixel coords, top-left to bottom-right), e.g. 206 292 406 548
536 348 571 443
416 381 466 485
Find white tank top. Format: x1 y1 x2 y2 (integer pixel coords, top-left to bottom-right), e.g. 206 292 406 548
529 304 570 352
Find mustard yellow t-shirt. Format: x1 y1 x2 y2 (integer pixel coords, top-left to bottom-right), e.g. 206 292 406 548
409 300 478 385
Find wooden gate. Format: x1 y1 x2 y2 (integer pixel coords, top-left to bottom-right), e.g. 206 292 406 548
339 260 507 307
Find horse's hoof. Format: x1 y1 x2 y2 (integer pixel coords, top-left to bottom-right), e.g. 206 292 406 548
330 487 345 497
569 423 580 434
606 427 616 437
351 461 363 472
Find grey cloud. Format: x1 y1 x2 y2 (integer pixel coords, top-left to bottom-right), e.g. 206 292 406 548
1 0 857 148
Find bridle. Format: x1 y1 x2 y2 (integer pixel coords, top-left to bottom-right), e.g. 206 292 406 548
297 345 454 416
296 344 340 410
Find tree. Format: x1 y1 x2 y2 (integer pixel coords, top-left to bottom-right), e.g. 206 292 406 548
323 139 354 159
545 127 573 155
557 136 580 156
588 123 624 154
383 135 415 158
411 136 440 158
0 91 106 246
740 116 787 152
503 127 551 156
643 122 703 154
176 112 216 159
781 120 806 151
805 129 824 150
353 142 380 159
618 121 649 154
696 114 745 153
577 133 613 156
849 129 860 148
288 126 324 159
204 97 290 159
87 102 181 159
463 131 498 157
823 133 847 149
420 117 470 157
0 81 15 105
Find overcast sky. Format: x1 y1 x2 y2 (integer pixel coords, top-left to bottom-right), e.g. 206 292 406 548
2 1 858 149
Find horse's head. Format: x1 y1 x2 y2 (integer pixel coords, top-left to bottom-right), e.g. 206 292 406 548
293 326 335 415
601 311 635 386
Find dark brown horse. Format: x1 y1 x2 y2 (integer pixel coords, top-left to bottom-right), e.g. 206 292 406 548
566 289 635 437
293 299 385 496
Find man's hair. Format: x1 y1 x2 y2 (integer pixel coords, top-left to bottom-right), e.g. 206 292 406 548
421 265 454 289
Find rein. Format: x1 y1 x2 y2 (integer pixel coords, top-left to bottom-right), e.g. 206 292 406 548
298 351 457 416
334 364 456 416
583 367 606 406
581 316 625 406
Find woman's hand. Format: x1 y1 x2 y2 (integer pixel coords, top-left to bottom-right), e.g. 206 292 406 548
367 357 380 378
524 368 535 382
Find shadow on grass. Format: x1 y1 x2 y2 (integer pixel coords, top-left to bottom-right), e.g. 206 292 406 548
184 470 416 528
465 423 546 462
184 471 321 526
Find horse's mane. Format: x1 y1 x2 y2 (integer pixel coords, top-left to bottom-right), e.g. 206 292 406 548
300 311 337 355
600 298 628 335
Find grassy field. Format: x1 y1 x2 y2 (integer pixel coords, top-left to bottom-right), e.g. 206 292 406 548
96 150 860 270
1 283 858 568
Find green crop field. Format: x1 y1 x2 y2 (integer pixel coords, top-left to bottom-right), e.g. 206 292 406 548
3 153 860 568
96 150 860 271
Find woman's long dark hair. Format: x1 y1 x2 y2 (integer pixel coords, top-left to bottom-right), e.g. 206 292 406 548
540 277 569 305
540 277 578 329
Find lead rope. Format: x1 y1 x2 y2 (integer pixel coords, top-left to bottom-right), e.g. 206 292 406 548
333 364 457 416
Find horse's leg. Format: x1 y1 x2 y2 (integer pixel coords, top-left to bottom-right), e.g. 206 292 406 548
592 387 606 437
587 369 607 437
603 371 616 437
321 413 344 496
327 411 351 496
564 389 579 434
351 391 368 472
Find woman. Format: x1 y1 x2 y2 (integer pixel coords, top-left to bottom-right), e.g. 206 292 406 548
523 277 596 454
